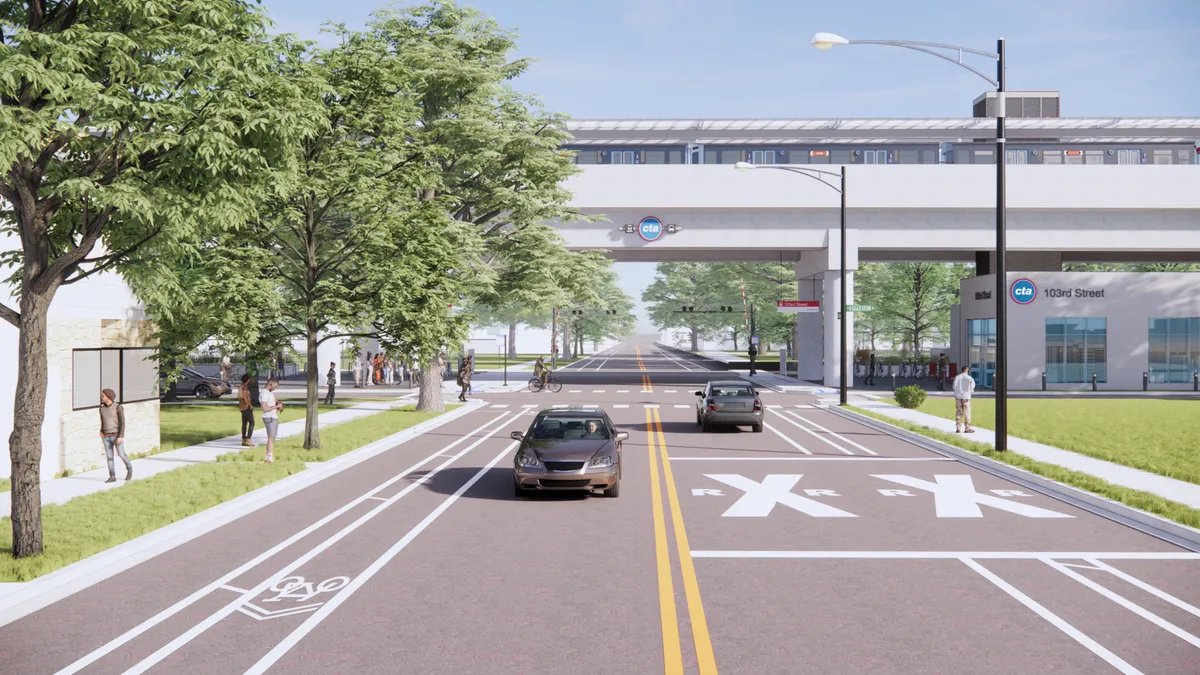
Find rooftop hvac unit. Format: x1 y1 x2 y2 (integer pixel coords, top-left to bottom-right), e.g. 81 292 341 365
973 91 1060 118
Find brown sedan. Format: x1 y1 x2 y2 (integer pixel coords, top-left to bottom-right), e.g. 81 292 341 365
511 408 628 498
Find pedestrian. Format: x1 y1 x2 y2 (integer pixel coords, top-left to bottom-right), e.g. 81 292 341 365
324 361 337 405
220 354 233 381
260 378 283 462
239 373 256 447
937 353 949 391
457 356 472 402
953 365 976 433
866 351 876 386
98 389 133 483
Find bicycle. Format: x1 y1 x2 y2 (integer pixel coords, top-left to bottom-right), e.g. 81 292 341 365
527 371 563 393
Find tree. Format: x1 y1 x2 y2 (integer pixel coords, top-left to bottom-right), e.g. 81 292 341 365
0 1 316 557
563 262 635 353
876 263 972 353
364 2 583 412
1062 262 1200 273
853 263 897 351
642 263 728 350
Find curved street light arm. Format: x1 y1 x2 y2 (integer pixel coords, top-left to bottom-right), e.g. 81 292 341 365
846 39 999 87
756 165 842 193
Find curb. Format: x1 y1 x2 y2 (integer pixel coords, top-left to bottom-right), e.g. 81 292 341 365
0 399 487 627
822 403 1200 552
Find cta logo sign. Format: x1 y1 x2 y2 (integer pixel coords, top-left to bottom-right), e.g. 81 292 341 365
637 216 664 242
1010 278 1037 305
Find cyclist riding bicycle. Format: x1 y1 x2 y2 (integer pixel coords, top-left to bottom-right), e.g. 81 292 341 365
533 355 550 387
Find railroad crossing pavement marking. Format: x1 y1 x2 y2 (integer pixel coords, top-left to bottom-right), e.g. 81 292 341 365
687 473 1074 519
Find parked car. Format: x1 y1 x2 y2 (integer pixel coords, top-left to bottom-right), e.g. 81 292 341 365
162 368 234 399
696 380 764 432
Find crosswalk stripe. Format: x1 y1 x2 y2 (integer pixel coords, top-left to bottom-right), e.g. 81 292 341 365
613 404 630 408
617 390 630 393
665 390 677 393
593 390 606 393
490 404 509 409
583 404 599 409
522 404 538 408
673 405 689 409
552 404 568 408
569 390 581 393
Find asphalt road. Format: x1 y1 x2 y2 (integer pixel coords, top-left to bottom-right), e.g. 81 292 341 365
4 337 1198 674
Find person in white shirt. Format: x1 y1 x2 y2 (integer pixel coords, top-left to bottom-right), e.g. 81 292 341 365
260 378 283 462
953 365 976 433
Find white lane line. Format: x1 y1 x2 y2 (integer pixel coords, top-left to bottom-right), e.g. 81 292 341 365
673 405 690 409
617 390 630 393
765 423 813 455
665 390 677 393
690 551 1200 560
592 390 607 393
670 457 954 461
1085 558 1200 618
582 405 599 409
1044 558 1200 648
59 411 513 675
552 404 568 409
244 442 518 674
786 411 879 456
768 410 853 455
613 404 630 409
365 496 388 501
568 390 582 393
767 405 783 409
219 585 249 594
522 404 538 408
115 414 518 675
965 559 1143 675
595 360 609 370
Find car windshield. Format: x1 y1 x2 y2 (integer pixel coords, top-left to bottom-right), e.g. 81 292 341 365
530 416 609 440
183 369 202 378
711 385 753 397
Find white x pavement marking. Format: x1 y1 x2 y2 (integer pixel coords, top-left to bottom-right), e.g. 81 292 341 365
703 474 858 518
871 474 1074 519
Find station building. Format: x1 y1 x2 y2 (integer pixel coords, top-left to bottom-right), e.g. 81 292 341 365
950 272 1200 391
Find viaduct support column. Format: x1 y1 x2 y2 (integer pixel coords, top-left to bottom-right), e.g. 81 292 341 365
794 229 858 387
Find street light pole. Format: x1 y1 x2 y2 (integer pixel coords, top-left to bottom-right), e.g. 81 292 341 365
810 31 1007 448
840 165 848 406
994 38 1008 451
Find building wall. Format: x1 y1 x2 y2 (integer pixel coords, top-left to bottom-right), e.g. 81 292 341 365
957 272 1200 390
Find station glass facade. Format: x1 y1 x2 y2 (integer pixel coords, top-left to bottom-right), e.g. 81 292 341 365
966 318 996 388
1045 318 1107 384
1148 318 1200 384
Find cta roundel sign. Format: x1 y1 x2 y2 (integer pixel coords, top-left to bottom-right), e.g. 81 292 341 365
637 216 664 242
1010 278 1037 305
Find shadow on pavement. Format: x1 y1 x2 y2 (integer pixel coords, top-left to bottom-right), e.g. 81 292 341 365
407 466 593 502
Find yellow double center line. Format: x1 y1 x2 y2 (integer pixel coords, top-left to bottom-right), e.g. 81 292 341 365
646 407 717 674
637 346 653 392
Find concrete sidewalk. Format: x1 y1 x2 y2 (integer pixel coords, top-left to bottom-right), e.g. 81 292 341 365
848 395 1200 510
0 396 431 517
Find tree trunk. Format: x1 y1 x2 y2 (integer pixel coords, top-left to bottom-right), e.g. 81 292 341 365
248 361 261 407
9 289 54 558
507 322 517 358
417 353 445 413
562 322 572 360
731 327 739 351
303 319 321 449
689 325 699 352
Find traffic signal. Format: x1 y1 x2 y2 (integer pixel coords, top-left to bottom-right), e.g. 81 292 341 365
720 305 733 312
571 309 584 316
681 305 694 312
605 309 617 315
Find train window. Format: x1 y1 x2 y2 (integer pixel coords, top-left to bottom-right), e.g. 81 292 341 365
1085 150 1104 165
1117 149 1141 165
954 149 971 164
751 150 775 165
1006 150 1028 164
897 150 919 164
810 150 830 164
1152 150 1172 165
1065 150 1084 165
610 151 635 164
644 150 666 164
974 150 994 164
786 150 808 164
720 150 742 164
704 150 717 164
831 150 851 164
1042 150 1063 164
923 150 936 164
575 151 598 164
1178 149 1191 163
863 149 887 164
669 150 682 164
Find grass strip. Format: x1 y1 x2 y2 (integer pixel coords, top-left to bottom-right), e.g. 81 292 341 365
847 405 1200 530
217 404 453 464
159 402 350 454
0 462 305 581
895 398 1200 486
0 479 8 494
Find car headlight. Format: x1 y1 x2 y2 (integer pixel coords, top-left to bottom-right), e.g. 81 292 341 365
588 454 615 468
516 451 542 468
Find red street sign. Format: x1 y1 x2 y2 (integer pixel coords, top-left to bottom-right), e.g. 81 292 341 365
776 300 820 313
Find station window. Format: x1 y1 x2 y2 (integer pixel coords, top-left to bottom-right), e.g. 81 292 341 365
966 318 996 388
72 348 159 410
1045 318 1107 384
751 150 775 164
1148 318 1200 384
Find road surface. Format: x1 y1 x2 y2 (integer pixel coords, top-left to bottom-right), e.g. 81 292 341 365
4 337 1198 674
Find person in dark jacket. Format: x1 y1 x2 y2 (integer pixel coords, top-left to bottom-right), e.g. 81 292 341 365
325 362 337 405
99 389 133 483
866 352 876 386
457 356 473 402
239 374 256 447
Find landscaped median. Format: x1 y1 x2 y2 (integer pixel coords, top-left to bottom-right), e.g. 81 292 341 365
846 404 1200 530
0 404 456 582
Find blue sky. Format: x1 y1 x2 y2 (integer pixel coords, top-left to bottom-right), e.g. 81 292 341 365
267 0 1200 332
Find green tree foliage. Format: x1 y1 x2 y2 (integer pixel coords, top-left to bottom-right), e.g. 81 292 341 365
363 2 582 412
642 263 728 350
873 262 973 353
1062 263 1200 273
0 0 318 557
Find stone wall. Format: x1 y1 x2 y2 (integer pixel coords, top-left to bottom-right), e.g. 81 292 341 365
47 317 160 477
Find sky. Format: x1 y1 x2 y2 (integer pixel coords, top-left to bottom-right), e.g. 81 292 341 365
267 0 1200 332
